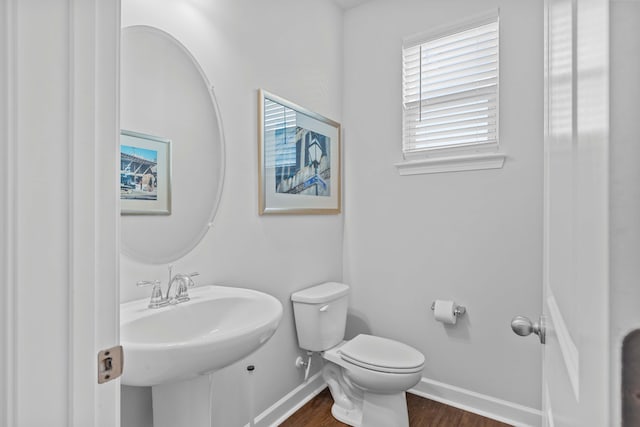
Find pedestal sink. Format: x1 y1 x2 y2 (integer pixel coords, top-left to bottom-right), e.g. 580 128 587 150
121 285 283 386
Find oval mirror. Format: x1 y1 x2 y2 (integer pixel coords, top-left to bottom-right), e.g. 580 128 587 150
120 26 225 264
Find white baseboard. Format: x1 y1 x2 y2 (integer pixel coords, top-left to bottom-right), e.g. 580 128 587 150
245 371 327 427
247 374 542 427
409 377 543 427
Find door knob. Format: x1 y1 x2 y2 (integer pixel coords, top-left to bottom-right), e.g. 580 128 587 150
511 316 545 344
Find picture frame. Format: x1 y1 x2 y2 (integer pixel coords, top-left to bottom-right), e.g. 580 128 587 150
258 89 341 215
120 130 172 215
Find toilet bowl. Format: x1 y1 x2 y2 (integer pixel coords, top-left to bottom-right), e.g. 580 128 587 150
291 282 425 427
323 336 424 427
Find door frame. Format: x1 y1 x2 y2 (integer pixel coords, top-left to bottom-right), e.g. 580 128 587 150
1 1 15 424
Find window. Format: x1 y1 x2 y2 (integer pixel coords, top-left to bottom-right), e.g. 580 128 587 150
400 15 502 174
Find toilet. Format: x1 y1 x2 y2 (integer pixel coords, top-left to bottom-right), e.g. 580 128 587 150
291 282 425 427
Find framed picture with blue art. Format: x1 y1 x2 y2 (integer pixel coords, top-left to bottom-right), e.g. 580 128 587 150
120 130 172 215
258 90 341 215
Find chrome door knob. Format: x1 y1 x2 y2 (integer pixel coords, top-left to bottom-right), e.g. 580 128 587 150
511 315 546 344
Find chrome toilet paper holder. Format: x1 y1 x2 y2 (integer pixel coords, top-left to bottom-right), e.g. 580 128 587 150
430 301 466 318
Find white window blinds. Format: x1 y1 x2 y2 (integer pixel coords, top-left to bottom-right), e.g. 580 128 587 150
402 17 499 154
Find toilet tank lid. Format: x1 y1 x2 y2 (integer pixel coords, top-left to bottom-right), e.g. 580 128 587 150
291 282 349 304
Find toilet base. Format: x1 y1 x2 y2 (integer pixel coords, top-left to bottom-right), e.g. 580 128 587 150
323 352 413 427
331 402 363 426
361 391 409 427
329 390 409 427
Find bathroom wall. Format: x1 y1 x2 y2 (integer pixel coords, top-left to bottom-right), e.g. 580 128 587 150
120 1 344 426
342 0 544 419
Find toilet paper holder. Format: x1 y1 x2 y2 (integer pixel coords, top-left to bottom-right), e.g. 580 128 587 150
430 301 466 318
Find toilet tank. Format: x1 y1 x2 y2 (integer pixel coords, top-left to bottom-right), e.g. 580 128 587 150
291 282 349 352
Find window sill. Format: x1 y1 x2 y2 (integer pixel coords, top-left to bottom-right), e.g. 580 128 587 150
394 152 506 176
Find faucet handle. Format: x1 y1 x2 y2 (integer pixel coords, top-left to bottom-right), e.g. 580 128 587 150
136 279 161 288
174 278 190 303
174 273 198 303
187 272 200 285
136 280 168 309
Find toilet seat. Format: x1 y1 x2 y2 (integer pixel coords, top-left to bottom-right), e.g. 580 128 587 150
338 334 424 374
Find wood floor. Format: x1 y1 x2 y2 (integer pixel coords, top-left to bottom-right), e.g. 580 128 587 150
279 388 512 427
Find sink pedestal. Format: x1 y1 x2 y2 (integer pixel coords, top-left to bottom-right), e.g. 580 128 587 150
152 375 213 427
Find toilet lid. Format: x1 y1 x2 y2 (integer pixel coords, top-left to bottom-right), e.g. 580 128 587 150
339 334 425 374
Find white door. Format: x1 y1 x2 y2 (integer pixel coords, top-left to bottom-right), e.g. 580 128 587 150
1 1 121 426
542 0 610 425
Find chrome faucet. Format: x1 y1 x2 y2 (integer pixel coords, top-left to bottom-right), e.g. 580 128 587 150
166 271 199 303
137 265 200 309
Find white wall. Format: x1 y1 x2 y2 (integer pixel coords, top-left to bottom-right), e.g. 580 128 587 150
119 1 344 426
342 0 543 416
610 1 640 424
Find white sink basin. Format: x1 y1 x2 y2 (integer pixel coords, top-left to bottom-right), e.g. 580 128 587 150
120 285 283 386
